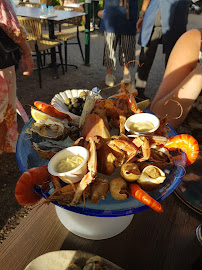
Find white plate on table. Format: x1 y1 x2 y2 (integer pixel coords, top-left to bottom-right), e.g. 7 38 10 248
24 250 123 270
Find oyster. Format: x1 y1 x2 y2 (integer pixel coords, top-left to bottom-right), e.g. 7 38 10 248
31 118 70 141
137 165 166 191
32 141 65 160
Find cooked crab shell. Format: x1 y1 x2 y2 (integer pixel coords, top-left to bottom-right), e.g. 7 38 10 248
150 145 171 162
137 165 166 185
31 118 70 141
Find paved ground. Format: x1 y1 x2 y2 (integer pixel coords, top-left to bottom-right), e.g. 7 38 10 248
0 12 201 241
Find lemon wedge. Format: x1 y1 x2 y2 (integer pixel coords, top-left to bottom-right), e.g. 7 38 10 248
137 99 150 110
31 107 61 122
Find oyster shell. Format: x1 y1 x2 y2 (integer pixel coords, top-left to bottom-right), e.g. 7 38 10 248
31 118 70 141
137 165 166 191
33 141 65 160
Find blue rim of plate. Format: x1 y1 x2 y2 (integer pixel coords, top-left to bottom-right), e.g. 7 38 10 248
16 111 186 217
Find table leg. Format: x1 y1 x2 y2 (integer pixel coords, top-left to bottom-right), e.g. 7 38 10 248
48 20 59 79
92 1 95 29
85 1 91 65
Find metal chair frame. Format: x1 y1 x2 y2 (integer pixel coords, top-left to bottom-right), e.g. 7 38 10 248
17 16 64 88
53 5 85 72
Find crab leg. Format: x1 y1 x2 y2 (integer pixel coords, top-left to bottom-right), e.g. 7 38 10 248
108 89 138 99
132 136 151 162
71 138 97 206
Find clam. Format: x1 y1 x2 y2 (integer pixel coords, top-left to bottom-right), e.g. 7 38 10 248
31 118 70 141
137 165 166 191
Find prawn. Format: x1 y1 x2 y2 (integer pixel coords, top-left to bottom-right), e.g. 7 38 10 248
15 166 50 206
164 134 199 166
129 183 163 213
34 101 72 121
121 81 142 114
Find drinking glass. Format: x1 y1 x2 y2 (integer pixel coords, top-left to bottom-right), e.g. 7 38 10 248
40 4 48 16
48 6 55 15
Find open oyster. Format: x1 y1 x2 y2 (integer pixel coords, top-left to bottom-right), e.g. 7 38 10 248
31 118 70 141
33 141 65 160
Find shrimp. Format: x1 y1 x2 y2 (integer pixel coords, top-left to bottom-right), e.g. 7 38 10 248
110 177 129 200
129 183 164 213
15 166 50 206
121 81 142 114
164 134 199 166
34 101 72 121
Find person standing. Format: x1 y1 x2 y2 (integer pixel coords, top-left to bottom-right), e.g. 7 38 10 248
0 0 33 154
135 0 190 99
99 0 139 87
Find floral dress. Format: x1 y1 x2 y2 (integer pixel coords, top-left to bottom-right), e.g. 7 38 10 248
0 0 27 153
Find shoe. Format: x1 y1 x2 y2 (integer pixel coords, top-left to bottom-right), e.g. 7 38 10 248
136 87 147 100
90 22 94 32
123 71 131 84
105 74 116 87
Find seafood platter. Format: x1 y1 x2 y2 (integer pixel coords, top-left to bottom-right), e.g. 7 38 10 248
15 83 199 218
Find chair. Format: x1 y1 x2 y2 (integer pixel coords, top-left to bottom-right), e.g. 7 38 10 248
19 0 52 5
17 16 64 88
39 0 52 5
18 1 41 8
52 6 85 72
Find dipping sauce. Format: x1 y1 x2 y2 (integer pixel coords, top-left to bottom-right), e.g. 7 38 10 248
57 155 84 173
130 121 154 132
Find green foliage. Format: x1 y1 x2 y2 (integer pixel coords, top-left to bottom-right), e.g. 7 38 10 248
139 0 143 11
93 2 104 19
51 0 60 6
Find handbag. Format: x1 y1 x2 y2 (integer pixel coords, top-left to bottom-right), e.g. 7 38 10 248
0 28 21 69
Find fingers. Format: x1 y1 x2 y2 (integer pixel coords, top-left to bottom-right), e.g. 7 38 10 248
136 18 143 33
22 56 34 76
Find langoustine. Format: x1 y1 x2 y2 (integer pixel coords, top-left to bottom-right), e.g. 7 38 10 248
34 101 72 120
15 166 50 206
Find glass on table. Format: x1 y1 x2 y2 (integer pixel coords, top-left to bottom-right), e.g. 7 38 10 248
40 3 48 16
47 6 55 15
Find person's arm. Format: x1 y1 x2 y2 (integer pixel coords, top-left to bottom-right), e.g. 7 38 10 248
0 0 33 75
98 10 103 19
17 38 34 76
150 29 202 129
136 0 150 33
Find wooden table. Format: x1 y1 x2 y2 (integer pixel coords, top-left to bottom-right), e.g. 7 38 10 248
16 5 85 77
0 194 201 270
